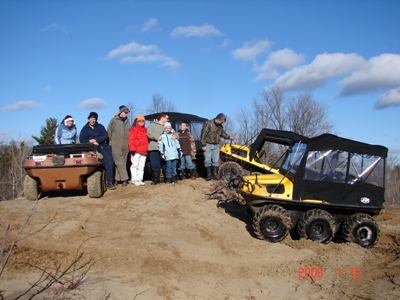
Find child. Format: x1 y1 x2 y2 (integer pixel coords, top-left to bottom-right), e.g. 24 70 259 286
158 122 181 185
177 120 196 179
128 115 148 186
55 115 77 144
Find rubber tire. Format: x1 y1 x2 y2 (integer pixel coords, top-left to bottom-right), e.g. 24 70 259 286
298 209 336 243
24 175 41 201
218 161 243 181
342 213 380 248
87 170 104 198
252 204 291 242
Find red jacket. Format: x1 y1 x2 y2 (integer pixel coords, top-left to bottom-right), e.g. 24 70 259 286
128 125 148 155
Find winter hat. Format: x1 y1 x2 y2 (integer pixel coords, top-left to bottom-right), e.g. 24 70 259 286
64 115 74 125
137 115 145 121
119 105 130 113
88 112 98 119
163 122 172 129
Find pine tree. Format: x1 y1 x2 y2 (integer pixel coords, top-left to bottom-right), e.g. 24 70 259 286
32 117 58 145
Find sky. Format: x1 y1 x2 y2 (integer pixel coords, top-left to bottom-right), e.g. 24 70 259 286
0 0 399 157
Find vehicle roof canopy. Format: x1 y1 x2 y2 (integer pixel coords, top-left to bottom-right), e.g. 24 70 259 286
307 133 388 157
144 112 208 124
249 128 308 160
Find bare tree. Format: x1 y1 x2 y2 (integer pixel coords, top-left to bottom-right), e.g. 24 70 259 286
385 156 400 206
126 101 141 125
250 87 334 137
233 107 256 146
145 93 177 114
286 92 334 137
0 140 32 201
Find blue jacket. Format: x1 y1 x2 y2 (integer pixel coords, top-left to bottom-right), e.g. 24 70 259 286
54 123 77 144
79 122 109 145
158 131 181 161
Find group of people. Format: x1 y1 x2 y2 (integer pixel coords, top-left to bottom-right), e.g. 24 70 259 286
54 108 234 189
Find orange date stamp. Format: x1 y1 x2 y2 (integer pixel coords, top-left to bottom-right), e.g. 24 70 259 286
298 267 361 279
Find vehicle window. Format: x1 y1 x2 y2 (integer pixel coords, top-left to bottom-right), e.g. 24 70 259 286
305 150 348 182
281 142 307 174
348 153 385 187
190 121 204 141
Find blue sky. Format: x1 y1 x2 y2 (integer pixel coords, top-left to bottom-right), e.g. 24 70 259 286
0 0 399 157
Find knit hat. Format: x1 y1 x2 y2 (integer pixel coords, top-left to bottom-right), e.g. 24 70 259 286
163 122 172 129
88 112 98 119
64 115 74 125
119 105 130 113
137 115 145 121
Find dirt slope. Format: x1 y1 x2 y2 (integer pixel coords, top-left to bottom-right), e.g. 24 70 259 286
1 179 400 300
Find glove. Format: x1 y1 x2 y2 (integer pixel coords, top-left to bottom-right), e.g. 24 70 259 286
161 153 166 160
177 148 182 158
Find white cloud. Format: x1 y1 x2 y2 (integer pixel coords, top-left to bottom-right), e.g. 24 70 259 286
273 53 365 91
78 98 107 109
0 100 42 111
171 23 223 38
39 23 68 34
339 54 400 96
231 40 272 62
218 39 231 48
141 18 159 32
44 85 52 91
104 40 179 69
375 87 400 109
254 48 305 81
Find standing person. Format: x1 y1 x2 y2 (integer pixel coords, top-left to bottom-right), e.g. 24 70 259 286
177 120 196 180
108 105 131 186
158 122 181 185
200 113 234 181
80 112 116 190
147 112 170 185
128 115 148 186
54 115 77 144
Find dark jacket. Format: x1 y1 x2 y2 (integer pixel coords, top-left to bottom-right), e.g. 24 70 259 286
177 129 196 157
79 122 109 145
200 119 230 146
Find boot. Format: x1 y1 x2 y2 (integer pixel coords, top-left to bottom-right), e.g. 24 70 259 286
165 177 173 184
162 169 167 183
172 176 177 184
178 170 186 180
205 167 212 181
151 171 160 185
212 166 219 180
188 169 196 180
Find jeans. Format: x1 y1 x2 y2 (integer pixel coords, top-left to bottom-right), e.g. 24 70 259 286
130 153 147 182
95 144 115 184
149 150 165 172
204 143 220 167
166 159 178 179
179 155 195 171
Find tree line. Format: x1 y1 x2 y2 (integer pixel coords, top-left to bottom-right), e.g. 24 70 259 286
1 89 399 204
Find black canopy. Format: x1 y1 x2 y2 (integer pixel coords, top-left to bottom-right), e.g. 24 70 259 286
307 134 388 157
249 128 308 160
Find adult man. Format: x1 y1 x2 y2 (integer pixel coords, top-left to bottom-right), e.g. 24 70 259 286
107 105 131 186
147 112 170 185
80 112 116 190
200 113 234 181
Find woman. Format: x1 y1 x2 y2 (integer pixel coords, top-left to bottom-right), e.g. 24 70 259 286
54 115 77 144
128 115 148 186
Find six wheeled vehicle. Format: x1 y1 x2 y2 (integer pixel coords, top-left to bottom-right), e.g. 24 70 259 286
234 128 387 247
23 143 106 200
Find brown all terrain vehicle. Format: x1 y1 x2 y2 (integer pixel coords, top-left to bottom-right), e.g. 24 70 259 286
220 128 388 248
23 143 105 200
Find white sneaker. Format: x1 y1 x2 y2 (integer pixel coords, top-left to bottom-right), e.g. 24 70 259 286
133 181 141 186
138 180 145 186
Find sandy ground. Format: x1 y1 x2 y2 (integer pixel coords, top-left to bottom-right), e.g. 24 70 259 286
1 178 400 300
